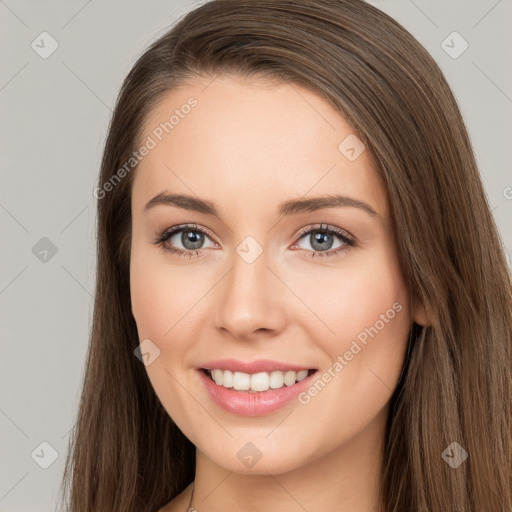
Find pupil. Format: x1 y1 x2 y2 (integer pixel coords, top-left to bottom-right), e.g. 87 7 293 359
182 230 204 250
311 231 333 251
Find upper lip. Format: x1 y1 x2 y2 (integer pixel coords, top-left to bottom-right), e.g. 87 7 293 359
199 359 316 374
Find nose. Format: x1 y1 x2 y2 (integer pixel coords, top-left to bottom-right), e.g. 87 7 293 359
213 244 287 341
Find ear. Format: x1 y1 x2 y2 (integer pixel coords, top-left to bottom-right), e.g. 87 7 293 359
412 298 429 326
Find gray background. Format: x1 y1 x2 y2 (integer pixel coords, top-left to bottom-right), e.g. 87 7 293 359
0 0 511 510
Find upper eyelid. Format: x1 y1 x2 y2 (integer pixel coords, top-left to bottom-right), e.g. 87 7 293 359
295 223 353 241
164 223 215 239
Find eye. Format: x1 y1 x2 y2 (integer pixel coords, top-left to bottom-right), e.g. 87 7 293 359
153 224 218 258
153 222 356 260
291 223 356 259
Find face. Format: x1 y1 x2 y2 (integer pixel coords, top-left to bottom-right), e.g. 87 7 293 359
129 74 425 475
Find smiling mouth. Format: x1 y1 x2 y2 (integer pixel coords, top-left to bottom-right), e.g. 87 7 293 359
201 368 317 393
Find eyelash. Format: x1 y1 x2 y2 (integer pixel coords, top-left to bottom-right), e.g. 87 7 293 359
152 223 356 260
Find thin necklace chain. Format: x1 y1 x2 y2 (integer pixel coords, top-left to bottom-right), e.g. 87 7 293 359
187 482 195 511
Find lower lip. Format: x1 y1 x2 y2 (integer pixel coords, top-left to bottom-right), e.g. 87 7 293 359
197 369 317 417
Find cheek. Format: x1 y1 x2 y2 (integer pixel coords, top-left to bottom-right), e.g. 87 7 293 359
130 245 207 339
287 255 411 442
130 260 170 339
288 247 411 376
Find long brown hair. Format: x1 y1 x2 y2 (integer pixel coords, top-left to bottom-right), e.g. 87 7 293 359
59 1 512 510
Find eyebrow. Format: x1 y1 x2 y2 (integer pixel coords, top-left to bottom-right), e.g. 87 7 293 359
143 192 378 218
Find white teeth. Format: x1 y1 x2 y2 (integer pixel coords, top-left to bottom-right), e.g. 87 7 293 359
284 371 296 386
211 369 223 386
222 370 234 388
207 368 312 392
250 372 269 392
269 371 284 389
233 371 250 391
297 369 308 381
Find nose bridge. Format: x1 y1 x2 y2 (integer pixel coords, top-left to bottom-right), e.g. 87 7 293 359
213 235 285 338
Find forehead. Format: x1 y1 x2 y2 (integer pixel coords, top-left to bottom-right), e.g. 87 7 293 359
132 75 388 220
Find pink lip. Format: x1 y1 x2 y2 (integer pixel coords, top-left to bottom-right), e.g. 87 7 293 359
197 367 318 417
199 358 315 374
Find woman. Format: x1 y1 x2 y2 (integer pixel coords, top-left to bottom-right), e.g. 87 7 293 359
60 1 512 511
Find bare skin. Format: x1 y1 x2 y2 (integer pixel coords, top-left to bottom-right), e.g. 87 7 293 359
130 75 428 512
158 482 193 512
